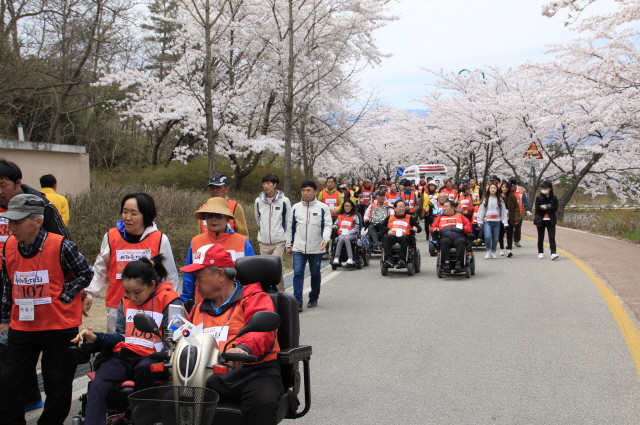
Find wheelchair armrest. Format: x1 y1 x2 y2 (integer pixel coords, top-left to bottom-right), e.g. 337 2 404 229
278 345 312 364
68 345 93 365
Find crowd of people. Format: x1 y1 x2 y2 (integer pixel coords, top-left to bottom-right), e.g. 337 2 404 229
0 156 561 425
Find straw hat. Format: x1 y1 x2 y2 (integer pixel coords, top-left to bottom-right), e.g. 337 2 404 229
194 197 234 220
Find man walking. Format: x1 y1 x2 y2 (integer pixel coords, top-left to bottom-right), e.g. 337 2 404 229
40 174 70 226
255 174 291 292
286 181 331 311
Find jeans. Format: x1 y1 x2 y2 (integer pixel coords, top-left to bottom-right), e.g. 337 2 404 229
292 252 323 305
483 221 501 252
537 221 557 254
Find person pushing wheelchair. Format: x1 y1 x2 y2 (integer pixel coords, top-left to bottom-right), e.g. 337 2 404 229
430 200 473 273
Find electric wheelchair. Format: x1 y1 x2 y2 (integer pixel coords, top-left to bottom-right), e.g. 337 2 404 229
329 219 371 270
379 230 421 276
431 231 476 278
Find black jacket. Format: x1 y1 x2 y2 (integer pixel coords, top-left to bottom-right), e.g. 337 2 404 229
381 214 422 235
20 184 70 239
533 193 558 226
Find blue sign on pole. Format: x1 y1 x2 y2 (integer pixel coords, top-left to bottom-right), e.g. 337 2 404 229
396 168 405 177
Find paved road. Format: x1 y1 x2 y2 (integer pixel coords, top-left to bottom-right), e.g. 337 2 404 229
28 231 640 424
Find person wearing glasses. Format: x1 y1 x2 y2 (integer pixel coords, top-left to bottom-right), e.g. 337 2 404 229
199 173 249 238
181 197 255 305
83 192 180 333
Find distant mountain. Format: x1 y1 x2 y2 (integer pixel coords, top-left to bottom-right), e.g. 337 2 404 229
406 109 429 117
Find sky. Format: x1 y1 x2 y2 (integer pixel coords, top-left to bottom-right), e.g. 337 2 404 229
359 0 619 109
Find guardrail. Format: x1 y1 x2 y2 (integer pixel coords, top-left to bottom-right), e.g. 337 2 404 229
564 205 640 212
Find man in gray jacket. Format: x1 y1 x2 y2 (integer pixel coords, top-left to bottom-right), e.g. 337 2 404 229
286 181 332 311
255 173 291 291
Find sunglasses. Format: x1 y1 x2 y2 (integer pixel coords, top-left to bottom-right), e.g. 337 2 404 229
204 213 226 220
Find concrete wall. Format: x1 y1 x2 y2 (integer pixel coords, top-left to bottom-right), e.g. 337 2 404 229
0 139 90 196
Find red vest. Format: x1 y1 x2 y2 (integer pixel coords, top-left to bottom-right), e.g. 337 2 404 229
472 205 480 224
441 188 457 201
107 228 163 308
513 188 525 214
191 231 248 304
400 192 416 213
191 286 279 365
458 194 472 213
321 190 340 217
440 213 464 229
200 199 237 233
5 232 81 331
336 214 356 235
113 282 180 357
385 192 397 207
359 187 374 205
0 207 11 271
388 214 411 236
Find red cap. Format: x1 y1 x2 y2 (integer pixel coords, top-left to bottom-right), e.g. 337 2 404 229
180 244 235 273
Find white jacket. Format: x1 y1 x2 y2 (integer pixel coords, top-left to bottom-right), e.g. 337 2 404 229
286 198 332 254
85 223 180 298
254 190 292 245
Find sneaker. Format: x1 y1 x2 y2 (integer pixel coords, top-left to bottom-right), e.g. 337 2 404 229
507 250 513 258
307 300 317 308
490 251 497 259
538 253 544 259
500 250 505 256
485 251 491 259
383 259 394 268
454 262 463 272
346 258 355 265
514 242 521 247
332 258 339 265
322 253 329 260
474 239 482 245
396 260 406 269
551 253 559 261
298 304 303 312
442 261 451 273
24 400 44 412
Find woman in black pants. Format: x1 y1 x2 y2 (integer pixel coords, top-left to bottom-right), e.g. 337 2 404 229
534 180 559 260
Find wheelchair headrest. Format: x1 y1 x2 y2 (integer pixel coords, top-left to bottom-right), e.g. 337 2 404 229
235 255 282 292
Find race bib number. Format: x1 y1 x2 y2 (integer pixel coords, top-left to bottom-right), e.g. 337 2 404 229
18 299 34 321
203 325 229 346
14 270 51 305
0 217 10 242
115 249 152 280
124 309 163 351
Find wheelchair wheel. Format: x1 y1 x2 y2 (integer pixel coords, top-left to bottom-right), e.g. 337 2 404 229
407 262 415 276
436 264 443 278
414 249 421 273
471 256 476 275
380 262 388 276
465 264 471 278
363 249 370 266
331 263 338 270
429 242 437 257
356 257 363 269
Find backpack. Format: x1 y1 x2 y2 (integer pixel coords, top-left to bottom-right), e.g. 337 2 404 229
371 205 389 225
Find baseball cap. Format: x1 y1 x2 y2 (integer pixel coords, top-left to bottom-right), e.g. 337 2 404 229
206 173 229 187
180 244 235 273
509 178 518 185
489 175 500 181
194 197 234 220
1 194 45 220
541 180 553 188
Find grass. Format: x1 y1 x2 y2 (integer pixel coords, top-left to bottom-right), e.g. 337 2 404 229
561 209 640 243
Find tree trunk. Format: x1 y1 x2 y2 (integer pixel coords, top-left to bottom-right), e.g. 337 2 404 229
283 0 294 197
204 0 216 176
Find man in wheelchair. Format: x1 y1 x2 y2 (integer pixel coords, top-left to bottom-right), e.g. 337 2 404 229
380 200 421 268
364 190 393 252
181 244 283 425
430 201 472 273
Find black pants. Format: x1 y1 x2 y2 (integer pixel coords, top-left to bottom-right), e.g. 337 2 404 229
84 356 158 425
424 216 435 240
368 224 383 245
358 204 368 217
499 223 513 250
0 327 78 425
208 373 284 425
440 236 466 265
0 344 41 405
382 234 411 262
513 219 523 243
537 221 556 254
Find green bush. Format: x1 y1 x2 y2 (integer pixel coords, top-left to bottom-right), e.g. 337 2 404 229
561 209 640 243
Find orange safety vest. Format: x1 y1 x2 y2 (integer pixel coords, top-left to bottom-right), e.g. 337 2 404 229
191 231 248 304
387 214 411 236
337 214 356 235
385 192 398 207
200 199 238 234
5 232 81 331
0 206 11 271
439 213 464 230
440 188 457 201
321 190 340 216
458 194 472 213
359 187 374 205
472 205 480 224
113 282 179 357
399 192 416 213
513 188 525 214
192 288 279 365
107 228 163 308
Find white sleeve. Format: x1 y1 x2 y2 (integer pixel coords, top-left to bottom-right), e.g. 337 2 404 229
160 234 180 292
85 233 111 299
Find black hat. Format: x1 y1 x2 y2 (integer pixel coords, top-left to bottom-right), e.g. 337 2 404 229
541 180 553 188
509 178 518 185
489 175 500 181
207 173 228 187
